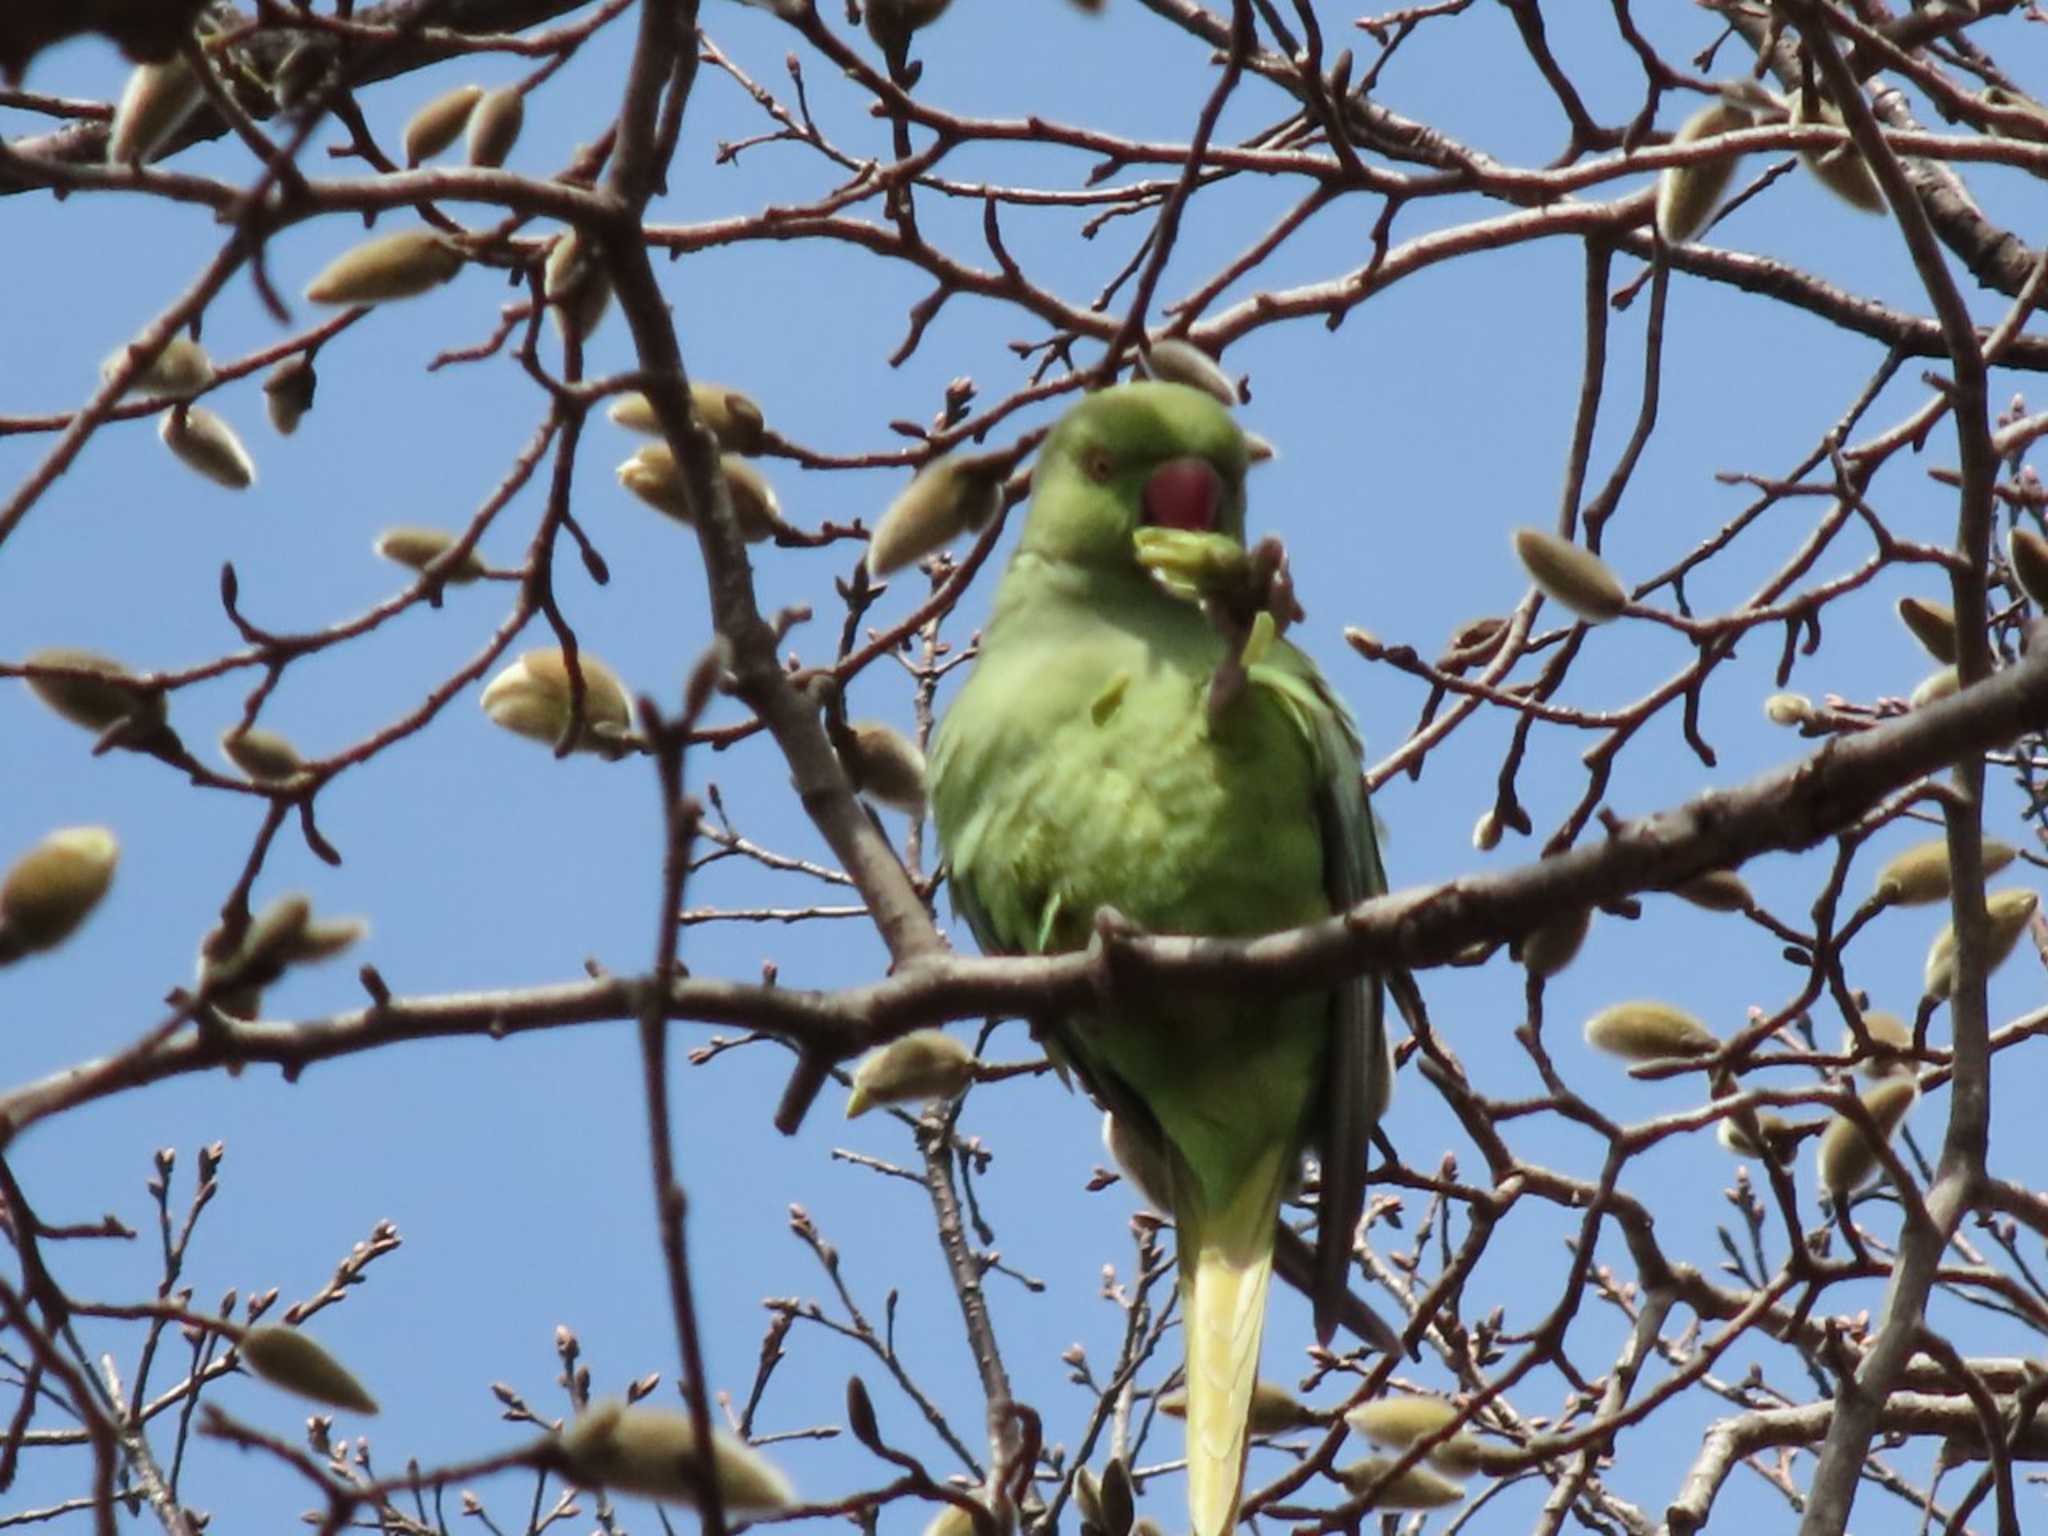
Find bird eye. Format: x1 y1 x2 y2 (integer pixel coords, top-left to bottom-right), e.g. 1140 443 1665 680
1081 447 1115 485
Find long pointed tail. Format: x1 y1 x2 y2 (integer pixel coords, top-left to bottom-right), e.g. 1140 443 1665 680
1176 1147 1289 1536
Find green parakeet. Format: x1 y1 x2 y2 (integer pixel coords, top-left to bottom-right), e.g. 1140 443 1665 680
928 382 1394 1536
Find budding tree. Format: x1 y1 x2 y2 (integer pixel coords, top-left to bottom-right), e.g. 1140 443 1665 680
2 4 2047 1536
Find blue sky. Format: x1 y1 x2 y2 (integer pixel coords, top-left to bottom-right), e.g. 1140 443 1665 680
3 3 2046 1532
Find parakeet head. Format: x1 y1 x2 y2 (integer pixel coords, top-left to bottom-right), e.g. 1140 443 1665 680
1021 382 1250 569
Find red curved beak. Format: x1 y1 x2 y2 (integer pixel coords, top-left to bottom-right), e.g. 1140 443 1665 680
1142 456 1223 532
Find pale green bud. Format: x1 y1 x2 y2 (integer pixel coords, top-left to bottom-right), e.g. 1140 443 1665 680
262 355 317 435
1102 1111 1170 1211
1791 93 1885 213
220 726 303 782
1583 1000 1718 1062
161 406 255 490
1815 1077 1917 1198
1655 100 1750 243
1137 338 1236 407
1924 888 2038 998
1521 907 1590 979
2009 527 2048 609
479 647 634 755
1896 597 1958 664
617 446 780 541
866 0 953 51
465 85 524 168
1159 1380 1319 1436
920 1498 983 1536
374 526 486 583
1909 667 1961 710
1764 692 1813 726
1715 1109 1802 1163
1345 1396 1487 1475
867 451 1007 576
1511 527 1627 623
102 335 214 401
1843 1011 1913 1079
305 230 464 306
841 721 926 814
23 647 165 735
608 384 768 455
544 230 611 342
1874 836 2017 906
237 1324 379 1413
1669 869 1752 912
297 918 369 963
1333 1456 1466 1508
720 455 783 541
558 1399 794 1511
845 1029 975 1117
1471 810 1502 852
403 83 484 166
108 56 206 165
0 827 119 962
238 894 313 983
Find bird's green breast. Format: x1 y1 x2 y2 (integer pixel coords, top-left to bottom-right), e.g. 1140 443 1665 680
931 556 1333 1192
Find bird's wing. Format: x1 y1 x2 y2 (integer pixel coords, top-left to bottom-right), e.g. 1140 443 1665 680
1249 652 1390 1347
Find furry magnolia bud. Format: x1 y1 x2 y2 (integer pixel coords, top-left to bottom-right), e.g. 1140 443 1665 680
1333 1457 1466 1509
1583 1000 1718 1063
1511 527 1627 623
305 230 464 306
1158 1380 1319 1437
1716 1109 1803 1163
544 230 611 342
841 721 926 813
1844 1011 1914 1079
1346 1396 1487 1476
375 526 486 583
220 725 304 782
1874 836 2018 906
845 1030 975 1117
1471 810 1502 852
403 83 484 166
161 406 255 490
1924 888 2039 998
480 647 634 756
558 1399 794 1511
1815 1078 1917 1198
1896 597 1958 664
617 446 781 541
1909 667 1961 711
1521 906 1590 978
108 55 206 165
1138 338 1237 407
1654 100 1750 243
465 85 525 168
262 355 317 435
23 647 165 735
237 1324 378 1413
2009 527 2048 609
608 384 768 455
1791 92 1885 213
867 451 1009 576
1668 869 1753 913
865 0 953 51
102 335 214 401
0 827 119 962
1764 692 1813 726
